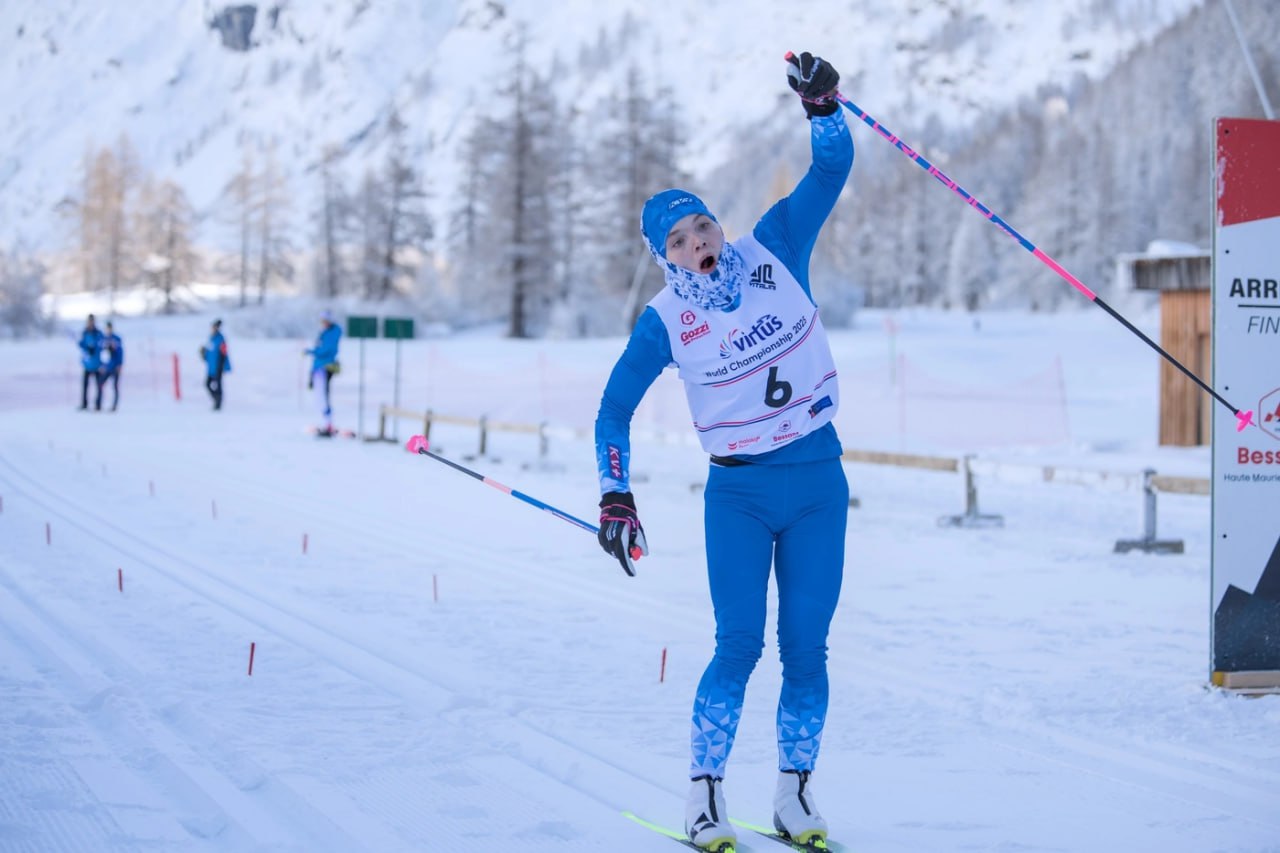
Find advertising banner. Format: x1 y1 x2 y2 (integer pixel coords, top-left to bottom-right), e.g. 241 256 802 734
1211 117 1280 675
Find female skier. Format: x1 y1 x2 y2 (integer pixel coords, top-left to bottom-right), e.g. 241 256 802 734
593 52 852 852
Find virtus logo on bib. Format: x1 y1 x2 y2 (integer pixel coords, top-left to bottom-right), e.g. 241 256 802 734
718 315 784 358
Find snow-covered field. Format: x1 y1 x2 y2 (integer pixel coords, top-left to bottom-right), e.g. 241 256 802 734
1 304 1277 852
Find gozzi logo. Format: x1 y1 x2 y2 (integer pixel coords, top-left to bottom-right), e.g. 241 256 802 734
717 315 784 359
680 310 697 326
749 264 776 289
681 321 710 345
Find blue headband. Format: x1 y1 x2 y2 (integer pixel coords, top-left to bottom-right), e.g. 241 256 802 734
641 189 716 259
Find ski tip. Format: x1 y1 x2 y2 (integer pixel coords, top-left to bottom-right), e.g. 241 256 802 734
405 435 430 453
1236 409 1254 432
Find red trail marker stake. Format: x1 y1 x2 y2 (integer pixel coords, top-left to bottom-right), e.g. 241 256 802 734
660 647 667 683
247 642 256 676
117 568 123 593
172 353 182 401
45 522 51 546
432 574 439 603
302 533 308 555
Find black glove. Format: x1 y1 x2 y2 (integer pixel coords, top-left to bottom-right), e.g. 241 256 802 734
598 491 648 577
786 51 840 118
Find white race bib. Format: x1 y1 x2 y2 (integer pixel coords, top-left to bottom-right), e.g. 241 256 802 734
648 236 839 457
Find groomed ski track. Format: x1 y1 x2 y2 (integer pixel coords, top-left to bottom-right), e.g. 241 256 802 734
0 408 1276 851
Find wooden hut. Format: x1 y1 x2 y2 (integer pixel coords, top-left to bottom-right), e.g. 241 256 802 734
1123 252 1212 446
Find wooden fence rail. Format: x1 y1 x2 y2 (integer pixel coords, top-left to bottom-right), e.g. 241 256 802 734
377 403 1211 547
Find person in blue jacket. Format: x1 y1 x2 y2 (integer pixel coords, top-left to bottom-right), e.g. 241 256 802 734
76 313 104 411
593 52 851 852
304 310 342 435
200 318 231 410
98 321 124 411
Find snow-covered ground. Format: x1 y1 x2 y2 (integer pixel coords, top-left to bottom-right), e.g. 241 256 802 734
1 303 1277 852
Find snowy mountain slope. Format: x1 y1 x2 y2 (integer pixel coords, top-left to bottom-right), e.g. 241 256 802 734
0 0 1206 255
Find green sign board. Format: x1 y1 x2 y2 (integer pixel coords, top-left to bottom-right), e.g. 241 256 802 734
347 315 378 339
382 317 415 340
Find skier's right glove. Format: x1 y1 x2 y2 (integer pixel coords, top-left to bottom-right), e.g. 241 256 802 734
786 51 840 118
598 491 647 577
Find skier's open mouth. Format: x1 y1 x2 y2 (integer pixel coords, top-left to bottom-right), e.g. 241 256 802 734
699 254 718 273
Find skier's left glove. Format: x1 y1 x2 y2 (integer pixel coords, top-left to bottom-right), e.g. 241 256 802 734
786 51 840 118
598 491 647 577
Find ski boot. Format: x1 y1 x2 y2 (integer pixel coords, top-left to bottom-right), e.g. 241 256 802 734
685 775 736 852
773 769 828 849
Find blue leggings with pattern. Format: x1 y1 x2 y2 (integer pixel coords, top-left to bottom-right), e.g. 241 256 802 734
690 456 847 778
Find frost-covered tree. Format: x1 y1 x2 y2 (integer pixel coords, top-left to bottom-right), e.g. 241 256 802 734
0 245 49 338
586 66 689 330
220 142 293 306
377 110 434 300
133 178 198 314
68 136 139 307
350 110 435 302
464 25 562 337
444 115 506 325
313 144 352 299
253 143 294 305
221 149 256 307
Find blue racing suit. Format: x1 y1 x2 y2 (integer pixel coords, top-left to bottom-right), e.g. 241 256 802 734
306 323 342 428
203 330 230 410
99 331 123 410
77 325 104 409
595 110 854 778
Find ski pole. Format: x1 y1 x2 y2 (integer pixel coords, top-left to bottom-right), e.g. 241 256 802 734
792 53 1255 433
404 435 642 560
